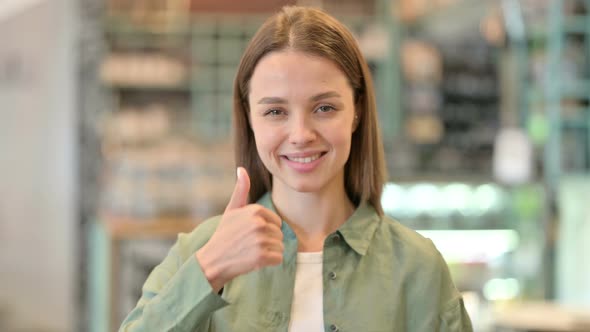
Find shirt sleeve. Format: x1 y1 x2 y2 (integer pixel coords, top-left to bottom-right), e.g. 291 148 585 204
439 295 474 332
119 218 229 332
434 240 474 332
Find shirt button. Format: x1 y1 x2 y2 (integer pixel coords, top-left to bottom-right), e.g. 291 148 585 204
332 234 341 243
330 324 340 332
328 271 337 280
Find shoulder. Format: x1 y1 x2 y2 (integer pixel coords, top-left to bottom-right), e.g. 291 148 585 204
377 215 442 266
376 215 464 312
352 210 470 327
374 215 455 292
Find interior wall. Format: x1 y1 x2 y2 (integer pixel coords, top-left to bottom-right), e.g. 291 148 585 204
0 0 77 330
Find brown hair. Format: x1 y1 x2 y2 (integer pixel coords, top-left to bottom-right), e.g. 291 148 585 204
232 6 387 215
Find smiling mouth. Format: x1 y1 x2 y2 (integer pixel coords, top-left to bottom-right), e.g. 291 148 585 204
284 152 326 163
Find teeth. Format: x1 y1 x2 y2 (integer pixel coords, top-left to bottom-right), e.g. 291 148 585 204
288 153 321 163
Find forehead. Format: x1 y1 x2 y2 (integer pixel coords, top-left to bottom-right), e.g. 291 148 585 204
248 50 352 100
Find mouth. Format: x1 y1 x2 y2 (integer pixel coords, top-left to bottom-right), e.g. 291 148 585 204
282 152 327 164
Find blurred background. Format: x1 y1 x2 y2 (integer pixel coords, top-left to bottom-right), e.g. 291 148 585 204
1 0 590 331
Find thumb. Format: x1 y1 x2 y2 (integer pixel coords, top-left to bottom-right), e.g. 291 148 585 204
225 167 251 212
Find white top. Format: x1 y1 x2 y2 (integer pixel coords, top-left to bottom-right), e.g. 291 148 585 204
288 251 324 332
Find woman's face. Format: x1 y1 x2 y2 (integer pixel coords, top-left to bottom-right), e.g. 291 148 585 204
248 50 357 195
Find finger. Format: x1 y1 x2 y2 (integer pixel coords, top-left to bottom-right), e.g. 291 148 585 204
250 216 282 240
225 167 251 212
247 204 282 228
252 244 284 270
259 251 284 268
264 222 283 241
248 225 284 250
266 238 285 253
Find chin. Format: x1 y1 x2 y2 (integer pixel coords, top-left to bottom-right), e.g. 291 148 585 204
287 181 321 193
281 178 325 193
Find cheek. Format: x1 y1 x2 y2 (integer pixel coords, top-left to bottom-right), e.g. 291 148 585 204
251 123 277 157
326 122 354 151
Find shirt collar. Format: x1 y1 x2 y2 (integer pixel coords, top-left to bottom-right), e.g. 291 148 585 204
337 200 380 255
256 192 380 256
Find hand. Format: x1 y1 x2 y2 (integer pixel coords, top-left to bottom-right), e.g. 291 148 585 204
195 167 284 292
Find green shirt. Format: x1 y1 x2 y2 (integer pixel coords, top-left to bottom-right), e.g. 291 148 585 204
120 193 473 332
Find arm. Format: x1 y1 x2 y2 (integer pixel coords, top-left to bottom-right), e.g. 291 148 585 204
120 168 284 331
408 237 474 332
440 295 473 332
119 227 228 332
434 243 474 332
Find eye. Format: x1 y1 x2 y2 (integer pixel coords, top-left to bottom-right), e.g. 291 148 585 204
264 109 285 117
316 105 336 113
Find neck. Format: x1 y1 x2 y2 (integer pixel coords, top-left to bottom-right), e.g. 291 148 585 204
271 178 355 252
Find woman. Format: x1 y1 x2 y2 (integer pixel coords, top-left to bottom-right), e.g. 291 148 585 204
120 6 472 332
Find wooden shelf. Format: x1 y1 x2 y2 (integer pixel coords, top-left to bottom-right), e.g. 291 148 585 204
102 82 191 91
101 214 202 240
493 301 590 332
91 214 203 331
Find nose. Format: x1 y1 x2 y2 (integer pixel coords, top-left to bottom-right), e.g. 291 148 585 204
288 114 317 146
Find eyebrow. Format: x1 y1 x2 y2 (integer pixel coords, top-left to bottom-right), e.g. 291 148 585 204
257 91 342 104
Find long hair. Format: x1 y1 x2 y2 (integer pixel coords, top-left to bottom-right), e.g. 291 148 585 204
232 6 387 215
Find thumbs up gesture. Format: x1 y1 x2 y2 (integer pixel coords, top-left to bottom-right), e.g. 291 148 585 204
195 167 284 292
